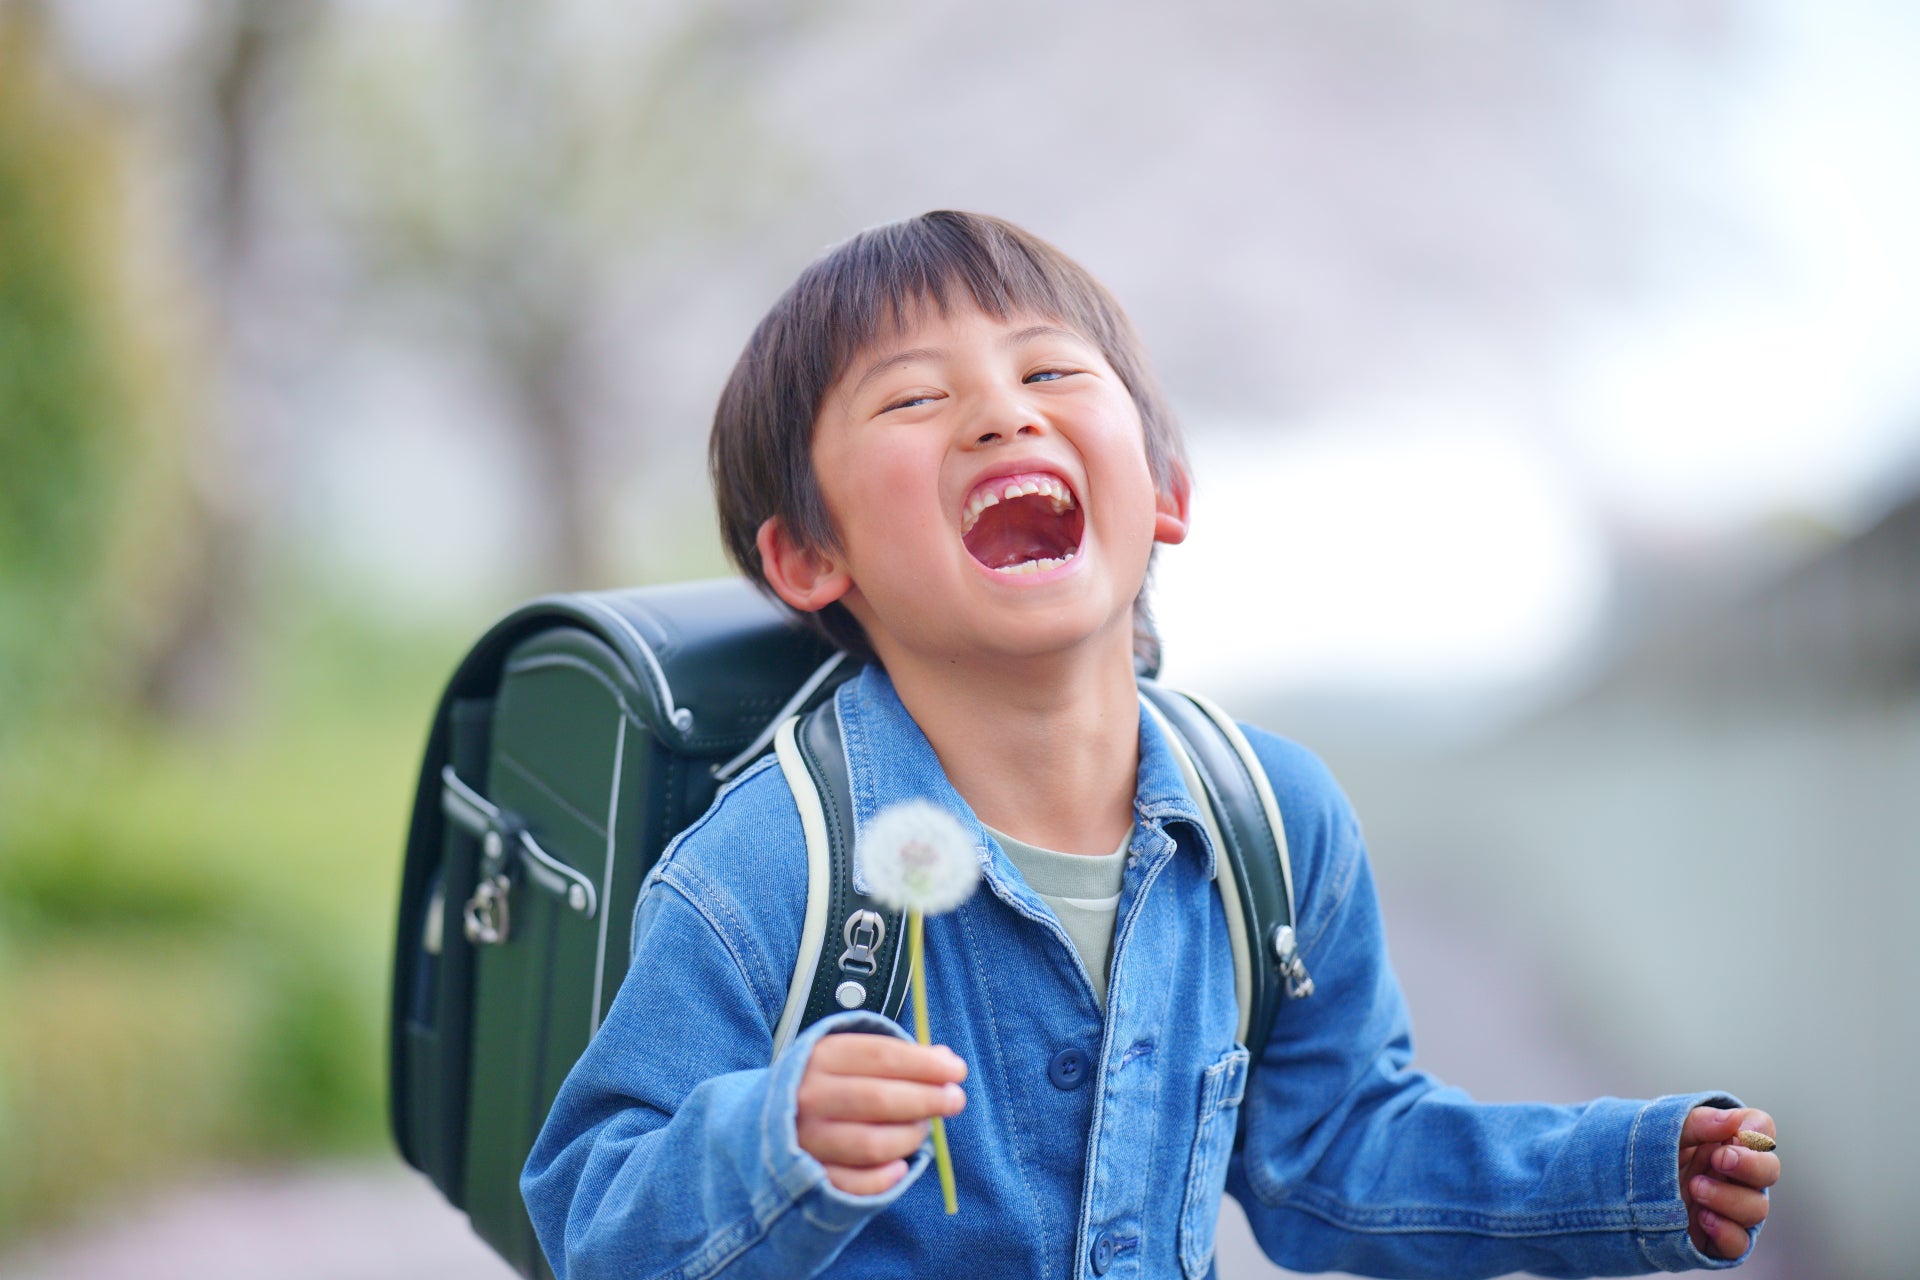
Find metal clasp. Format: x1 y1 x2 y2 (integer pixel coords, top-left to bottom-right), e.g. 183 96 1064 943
838 909 886 976
1270 923 1315 999
464 873 513 946
441 767 599 921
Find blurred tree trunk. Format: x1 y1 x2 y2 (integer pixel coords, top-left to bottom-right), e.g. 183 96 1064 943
462 0 607 592
451 1 805 593
488 286 603 590
136 0 317 723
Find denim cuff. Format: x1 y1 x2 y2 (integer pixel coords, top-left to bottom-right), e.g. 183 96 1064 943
1627 1091 1761 1271
760 1009 933 1234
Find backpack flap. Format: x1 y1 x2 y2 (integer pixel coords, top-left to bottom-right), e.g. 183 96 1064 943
457 624 644 1276
388 578 848 1265
569 579 852 755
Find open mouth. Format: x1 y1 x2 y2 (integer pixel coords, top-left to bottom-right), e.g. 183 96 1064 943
960 472 1084 575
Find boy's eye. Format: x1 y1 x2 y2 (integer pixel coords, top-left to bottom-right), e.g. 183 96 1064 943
881 392 940 413
1024 367 1076 384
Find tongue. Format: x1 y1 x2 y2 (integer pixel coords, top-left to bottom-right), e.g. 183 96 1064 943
963 493 1080 569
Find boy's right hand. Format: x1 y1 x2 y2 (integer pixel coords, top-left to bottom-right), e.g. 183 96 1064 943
796 1033 969 1196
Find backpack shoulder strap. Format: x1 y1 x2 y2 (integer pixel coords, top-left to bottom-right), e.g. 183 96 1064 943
1139 683 1313 1057
767 686 1312 1061
768 697 912 1059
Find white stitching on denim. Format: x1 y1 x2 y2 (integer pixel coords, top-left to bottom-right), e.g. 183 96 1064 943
637 754 780 958
1069 843 1176 1277
1270 1188 1637 1237
649 1191 798 1280
1179 1047 1249 1278
658 754 780 867
1297 813 1364 959
675 858 783 1024
1627 1098 1659 1269
956 904 1048 1252
654 870 783 1040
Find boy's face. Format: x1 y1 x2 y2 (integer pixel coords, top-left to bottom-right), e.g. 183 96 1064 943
762 304 1187 672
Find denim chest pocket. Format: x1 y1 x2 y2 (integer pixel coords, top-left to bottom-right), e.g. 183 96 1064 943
1177 1045 1250 1280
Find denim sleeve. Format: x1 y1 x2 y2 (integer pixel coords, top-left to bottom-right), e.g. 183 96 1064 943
520 770 929 1279
1226 729 1756 1278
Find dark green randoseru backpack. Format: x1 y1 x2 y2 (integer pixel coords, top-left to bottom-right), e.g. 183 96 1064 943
388 578 1312 1279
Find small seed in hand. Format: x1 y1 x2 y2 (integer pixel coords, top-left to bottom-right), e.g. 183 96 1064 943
1734 1129 1776 1152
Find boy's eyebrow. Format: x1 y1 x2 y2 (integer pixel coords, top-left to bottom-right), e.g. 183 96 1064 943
1003 323 1085 349
850 347 947 397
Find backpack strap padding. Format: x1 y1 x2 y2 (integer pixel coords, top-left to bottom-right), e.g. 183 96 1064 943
1139 695 1255 1047
773 698 911 1052
1182 691 1299 933
770 716 833 1058
769 686 1297 1059
1140 684 1294 1058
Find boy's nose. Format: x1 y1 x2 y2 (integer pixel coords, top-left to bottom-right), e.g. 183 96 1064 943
966 391 1047 447
972 423 1041 447
960 382 1048 448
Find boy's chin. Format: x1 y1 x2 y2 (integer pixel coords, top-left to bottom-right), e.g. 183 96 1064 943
948 606 1137 667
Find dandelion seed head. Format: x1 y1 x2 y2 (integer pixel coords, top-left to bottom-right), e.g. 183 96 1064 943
858 800 980 914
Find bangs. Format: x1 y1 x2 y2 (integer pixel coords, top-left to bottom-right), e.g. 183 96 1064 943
803 214 1119 384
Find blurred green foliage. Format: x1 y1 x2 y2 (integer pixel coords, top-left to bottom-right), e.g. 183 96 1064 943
0 603 465 1243
0 17 129 728
0 15 485 1246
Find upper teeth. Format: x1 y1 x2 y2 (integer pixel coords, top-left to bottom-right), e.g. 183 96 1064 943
962 473 1075 535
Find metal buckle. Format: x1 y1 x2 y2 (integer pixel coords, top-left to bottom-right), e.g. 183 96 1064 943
441 767 597 921
1270 924 1315 999
463 873 513 946
838 909 885 976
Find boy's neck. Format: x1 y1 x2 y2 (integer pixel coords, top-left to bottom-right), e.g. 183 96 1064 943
878 634 1140 857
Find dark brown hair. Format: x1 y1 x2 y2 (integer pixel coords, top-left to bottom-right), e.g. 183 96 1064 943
709 210 1186 671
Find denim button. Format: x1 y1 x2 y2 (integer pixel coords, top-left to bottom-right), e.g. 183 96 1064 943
1047 1046 1089 1090
1090 1230 1115 1275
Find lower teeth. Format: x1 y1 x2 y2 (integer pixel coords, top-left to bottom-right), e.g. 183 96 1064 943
993 550 1075 576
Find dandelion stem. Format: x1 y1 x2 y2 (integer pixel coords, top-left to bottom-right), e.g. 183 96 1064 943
910 909 958 1214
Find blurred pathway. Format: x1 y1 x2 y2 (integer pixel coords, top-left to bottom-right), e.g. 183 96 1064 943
2 1160 1311 1280
0 1163 516 1280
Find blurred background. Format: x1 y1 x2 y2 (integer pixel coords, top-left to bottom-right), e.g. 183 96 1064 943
0 0 1913 1276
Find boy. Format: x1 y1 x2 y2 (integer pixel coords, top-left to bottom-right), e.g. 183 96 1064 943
521 211 1778 1278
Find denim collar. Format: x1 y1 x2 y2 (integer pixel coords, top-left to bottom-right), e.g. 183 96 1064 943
834 665 1215 902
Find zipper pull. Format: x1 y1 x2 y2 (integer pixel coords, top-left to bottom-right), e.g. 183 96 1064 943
1271 925 1316 999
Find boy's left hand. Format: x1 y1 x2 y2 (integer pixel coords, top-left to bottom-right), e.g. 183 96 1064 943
1679 1106 1779 1259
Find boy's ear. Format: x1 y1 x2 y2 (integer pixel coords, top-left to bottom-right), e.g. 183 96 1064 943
756 517 853 613
1152 462 1192 546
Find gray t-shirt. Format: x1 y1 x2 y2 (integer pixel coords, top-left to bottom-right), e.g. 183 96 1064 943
984 823 1130 1010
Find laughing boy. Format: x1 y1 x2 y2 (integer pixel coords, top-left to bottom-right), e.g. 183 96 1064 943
521 211 1779 1278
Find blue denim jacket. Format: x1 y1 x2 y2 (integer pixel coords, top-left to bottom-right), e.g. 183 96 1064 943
522 667 1751 1278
